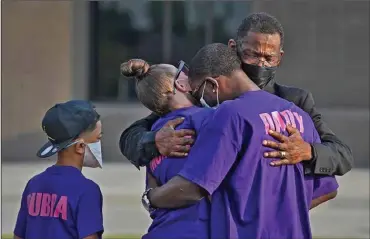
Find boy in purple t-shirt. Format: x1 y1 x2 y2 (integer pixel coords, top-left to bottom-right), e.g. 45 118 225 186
14 100 104 239
145 44 338 239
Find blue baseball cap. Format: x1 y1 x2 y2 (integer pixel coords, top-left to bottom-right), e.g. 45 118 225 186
37 100 100 158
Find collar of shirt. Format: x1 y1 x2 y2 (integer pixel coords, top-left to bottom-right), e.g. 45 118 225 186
263 80 276 94
163 106 199 118
237 90 265 100
46 165 83 176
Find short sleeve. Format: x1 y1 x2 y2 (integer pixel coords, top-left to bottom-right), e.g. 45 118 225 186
178 105 248 195
14 181 30 238
77 181 104 239
312 175 339 200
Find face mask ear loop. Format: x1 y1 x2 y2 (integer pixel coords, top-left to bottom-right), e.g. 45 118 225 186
201 81 207 100
216 87 220 106
210 78 220 107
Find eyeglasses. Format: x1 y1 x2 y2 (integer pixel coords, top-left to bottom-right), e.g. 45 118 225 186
173 60 189 93
242 53 280 66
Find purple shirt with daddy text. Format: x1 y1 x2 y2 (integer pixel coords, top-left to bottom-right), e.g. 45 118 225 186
143 106 213 239
179 91 338 239
14 165 104 239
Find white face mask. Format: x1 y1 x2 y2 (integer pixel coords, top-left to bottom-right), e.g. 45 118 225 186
199 80 219 109
83 141 103 168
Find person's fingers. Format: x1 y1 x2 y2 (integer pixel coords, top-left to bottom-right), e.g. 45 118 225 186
262 140 288 151
270 159 290 166
174 129 196 137
268 130 288 142
286 124 299 135
169 152 188 157
263 151 281 158
262 140 279 150
180 137 194 145
263 150 288 158
164 117 185 128
173 145 191 153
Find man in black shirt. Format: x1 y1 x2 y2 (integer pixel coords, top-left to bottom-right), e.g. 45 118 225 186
119 12 353 176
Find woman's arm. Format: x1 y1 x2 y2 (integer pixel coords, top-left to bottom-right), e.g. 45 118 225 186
119 114 195 169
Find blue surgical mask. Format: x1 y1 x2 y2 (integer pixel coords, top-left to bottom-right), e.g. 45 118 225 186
199 80 219 109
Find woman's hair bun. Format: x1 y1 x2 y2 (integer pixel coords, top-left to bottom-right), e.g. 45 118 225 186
120 59 150 80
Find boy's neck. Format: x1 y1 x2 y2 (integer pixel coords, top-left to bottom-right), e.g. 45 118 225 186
56 153 83 171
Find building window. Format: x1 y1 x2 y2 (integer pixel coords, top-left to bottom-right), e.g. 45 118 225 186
89 1 251 101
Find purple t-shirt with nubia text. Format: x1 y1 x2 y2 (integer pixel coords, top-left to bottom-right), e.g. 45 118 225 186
14 165 104 239
178 91 338 239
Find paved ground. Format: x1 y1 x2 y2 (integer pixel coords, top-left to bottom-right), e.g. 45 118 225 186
2 163 369 238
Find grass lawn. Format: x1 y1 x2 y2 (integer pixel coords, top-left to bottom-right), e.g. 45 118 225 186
2 235 141 239
2 235 362 239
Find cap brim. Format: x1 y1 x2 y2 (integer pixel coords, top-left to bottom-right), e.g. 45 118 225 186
36 139 73 158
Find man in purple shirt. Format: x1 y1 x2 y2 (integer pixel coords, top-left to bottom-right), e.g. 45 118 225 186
14 100 104 239
144 44 338 239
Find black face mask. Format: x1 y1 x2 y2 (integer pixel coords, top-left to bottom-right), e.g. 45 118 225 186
241 63 277 89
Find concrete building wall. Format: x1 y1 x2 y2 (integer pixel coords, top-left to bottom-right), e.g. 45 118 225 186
2 1 73 139
252 0 369 108
1 1 74 160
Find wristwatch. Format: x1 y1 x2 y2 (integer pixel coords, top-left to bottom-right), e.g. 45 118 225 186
141 188 156 213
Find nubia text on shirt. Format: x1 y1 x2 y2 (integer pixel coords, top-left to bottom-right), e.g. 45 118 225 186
27 193 67 220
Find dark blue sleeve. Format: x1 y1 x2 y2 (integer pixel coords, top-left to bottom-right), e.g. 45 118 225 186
179 105 248 195
77 181 104 239
312 175 339 200
14 182 30 238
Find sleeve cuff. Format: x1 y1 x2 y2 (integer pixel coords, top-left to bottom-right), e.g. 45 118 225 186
313 181 339 200
140 131 161 161
303 144 318 175
14 229 25 239
79 227 104 239
178 171 217 195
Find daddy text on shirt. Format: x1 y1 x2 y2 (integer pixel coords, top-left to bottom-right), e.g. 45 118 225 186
259 109 304 134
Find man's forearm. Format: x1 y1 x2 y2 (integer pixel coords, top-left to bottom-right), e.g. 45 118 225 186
83 234 100 239
119 114 160 168
310 190 337 210
301 92 354 176
311 140 354 176
149 176 207 208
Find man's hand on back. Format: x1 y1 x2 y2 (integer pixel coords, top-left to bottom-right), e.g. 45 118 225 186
262 124 312 166
155 118 195 157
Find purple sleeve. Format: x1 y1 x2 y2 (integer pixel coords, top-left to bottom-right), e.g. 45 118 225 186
77 182 104 239
313 128 321 144
178 105 247 195
14 182 29 238
312 175 339 200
